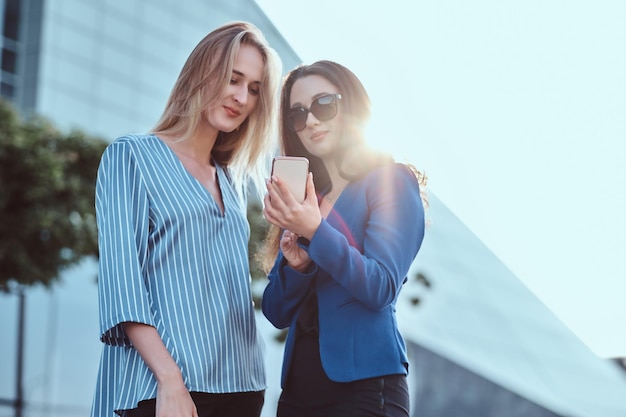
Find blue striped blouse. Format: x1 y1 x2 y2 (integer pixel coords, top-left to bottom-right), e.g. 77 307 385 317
90 134 265 417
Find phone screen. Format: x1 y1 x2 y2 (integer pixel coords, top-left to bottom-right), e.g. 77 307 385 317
271 156 309 203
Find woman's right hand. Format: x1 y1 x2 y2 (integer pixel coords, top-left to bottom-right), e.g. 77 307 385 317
280 230 311 272
263 172 322 241
155 377 198 417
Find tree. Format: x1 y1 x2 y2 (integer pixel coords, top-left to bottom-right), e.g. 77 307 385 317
0 99 109 291
247 200 270 280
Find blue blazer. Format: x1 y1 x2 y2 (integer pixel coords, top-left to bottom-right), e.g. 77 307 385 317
262 163 426 386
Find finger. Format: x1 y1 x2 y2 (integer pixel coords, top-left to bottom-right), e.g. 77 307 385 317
262 206 276 225
262 194 274 217
282 230 297 243
271 175 299 204
265 180 289 213
265 178 278 200
267 177 291 207
304 172 317 204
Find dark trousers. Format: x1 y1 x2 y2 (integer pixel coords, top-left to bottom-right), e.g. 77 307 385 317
122 390 265 417
277 374 410 417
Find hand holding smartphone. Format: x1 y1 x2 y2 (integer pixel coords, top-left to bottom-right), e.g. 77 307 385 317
271 156 309 203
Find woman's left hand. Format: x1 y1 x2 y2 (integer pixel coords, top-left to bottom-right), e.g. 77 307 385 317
279 230 311 272
263 172 322 241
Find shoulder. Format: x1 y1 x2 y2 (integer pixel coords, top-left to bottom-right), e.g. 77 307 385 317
107 133 160 150
357 162 424 214
102 134 163 160
363 162 421 192
99 135 162 178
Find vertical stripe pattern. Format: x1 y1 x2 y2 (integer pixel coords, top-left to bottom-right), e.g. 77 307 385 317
90 134 265 417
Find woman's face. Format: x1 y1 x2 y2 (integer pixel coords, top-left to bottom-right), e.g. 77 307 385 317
289 75 343 161
206 44 264 133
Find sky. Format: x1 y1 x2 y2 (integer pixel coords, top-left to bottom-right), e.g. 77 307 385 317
255 0 626 358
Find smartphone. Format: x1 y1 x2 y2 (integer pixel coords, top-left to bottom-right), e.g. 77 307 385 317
271 156 309 203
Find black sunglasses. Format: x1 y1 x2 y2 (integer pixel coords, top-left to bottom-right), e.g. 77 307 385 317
286 93 342 132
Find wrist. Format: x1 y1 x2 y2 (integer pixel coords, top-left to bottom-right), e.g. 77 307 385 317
154 365 183 385
288 260 311 273
301 217 322 241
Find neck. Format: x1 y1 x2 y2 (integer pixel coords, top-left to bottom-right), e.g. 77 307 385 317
322 155 341 179
323 165 349 199
158 126 218 166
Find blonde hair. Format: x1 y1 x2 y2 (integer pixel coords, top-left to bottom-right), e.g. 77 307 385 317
152 21 282 197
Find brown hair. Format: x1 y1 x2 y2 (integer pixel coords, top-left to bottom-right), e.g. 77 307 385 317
258 60 428 272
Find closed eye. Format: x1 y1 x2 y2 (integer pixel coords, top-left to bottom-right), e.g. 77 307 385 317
249 81 260 96
231 78 260 96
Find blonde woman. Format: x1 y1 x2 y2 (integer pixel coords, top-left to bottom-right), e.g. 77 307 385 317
91 21 281 417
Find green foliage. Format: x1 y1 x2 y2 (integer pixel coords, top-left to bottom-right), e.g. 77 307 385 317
410 271 432 306
0 100 109 290
247 200 269 281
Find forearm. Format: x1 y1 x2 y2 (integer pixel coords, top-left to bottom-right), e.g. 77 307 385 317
308 215 421 311
122 322 183 385
262 259 314 328
122 322 196 417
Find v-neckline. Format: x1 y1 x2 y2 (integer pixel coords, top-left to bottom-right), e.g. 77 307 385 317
319 183 348 218
154 134 226 216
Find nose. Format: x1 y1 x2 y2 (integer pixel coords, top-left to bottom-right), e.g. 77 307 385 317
305 110 320 128
233 85 249 106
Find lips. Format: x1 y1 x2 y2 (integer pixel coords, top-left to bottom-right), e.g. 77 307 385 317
224 106 241 117
310 131 327 141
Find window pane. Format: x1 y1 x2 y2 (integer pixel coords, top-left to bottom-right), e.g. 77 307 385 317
1 81 15 98
1 48 17 73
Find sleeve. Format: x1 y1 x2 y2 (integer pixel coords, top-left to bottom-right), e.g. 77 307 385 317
308 163 425 311
261 253 317 329
95 139 156 346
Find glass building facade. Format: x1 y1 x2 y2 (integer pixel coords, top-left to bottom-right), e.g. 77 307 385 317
1 0 300 141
